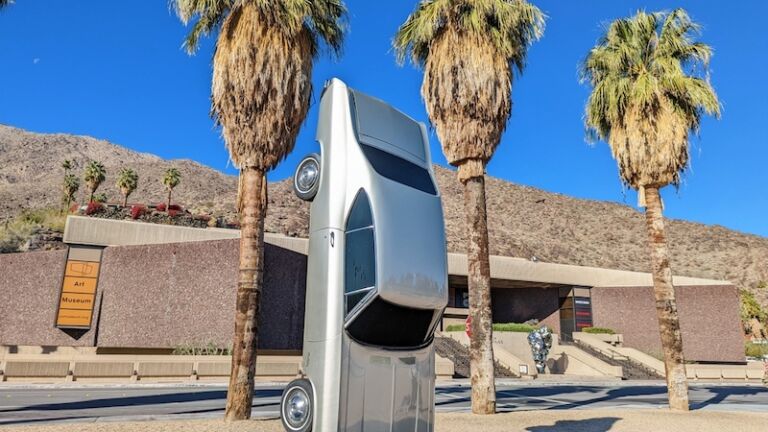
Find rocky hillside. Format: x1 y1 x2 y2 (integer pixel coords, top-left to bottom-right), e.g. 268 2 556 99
2 125 766 307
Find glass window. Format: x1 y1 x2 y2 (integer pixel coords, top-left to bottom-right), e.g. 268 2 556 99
344 190 376 315
346 191 372 231
344 228 375 294
359 144 437 195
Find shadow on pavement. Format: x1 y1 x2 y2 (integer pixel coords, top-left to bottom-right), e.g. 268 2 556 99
544 386 666 410
526 417 620 432
691 385 768 410
0 389 281 414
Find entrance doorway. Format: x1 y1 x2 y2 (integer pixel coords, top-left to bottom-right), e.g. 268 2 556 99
558 286 593 342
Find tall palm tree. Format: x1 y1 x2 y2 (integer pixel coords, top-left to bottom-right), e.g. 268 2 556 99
83 161 106 203
171 0 346 420
162 167 180 209
63 174 80 213
581 9 720 411
395 0 545 415
116 168 139 208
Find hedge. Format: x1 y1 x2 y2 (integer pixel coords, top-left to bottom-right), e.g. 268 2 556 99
582 327 616 335
445 323 538 333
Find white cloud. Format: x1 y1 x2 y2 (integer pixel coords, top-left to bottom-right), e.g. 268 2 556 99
33 58 40 64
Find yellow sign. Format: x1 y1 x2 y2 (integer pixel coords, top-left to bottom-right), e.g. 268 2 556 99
56 258 101 329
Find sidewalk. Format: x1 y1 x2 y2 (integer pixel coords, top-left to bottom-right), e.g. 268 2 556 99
2 410 767 432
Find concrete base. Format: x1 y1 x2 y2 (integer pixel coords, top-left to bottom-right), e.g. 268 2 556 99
0 352 455 384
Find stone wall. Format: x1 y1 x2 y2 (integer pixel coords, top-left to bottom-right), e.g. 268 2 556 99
0 240 307 352
0 249 99 347
591 285 744 363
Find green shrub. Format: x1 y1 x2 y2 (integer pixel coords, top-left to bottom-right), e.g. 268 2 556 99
445 324 465 332
444 322 538 333
745 342 768 358
582 327 616 335
741 290 768 325
493 323 538 332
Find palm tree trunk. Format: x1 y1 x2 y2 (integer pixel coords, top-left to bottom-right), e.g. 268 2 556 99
123 195 128 208
225 167 266 421
463 175 496 415
644 185 689 411
167 189 172 210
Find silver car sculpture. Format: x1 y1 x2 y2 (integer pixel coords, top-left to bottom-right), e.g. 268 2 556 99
280 78 448 432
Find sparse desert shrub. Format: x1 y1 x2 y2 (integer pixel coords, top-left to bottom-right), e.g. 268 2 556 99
172 341 231 356
745 342 768 359
741 290 768 328
582 327 616 335
0 208 66 252
85 201 103 215
130 205 146 220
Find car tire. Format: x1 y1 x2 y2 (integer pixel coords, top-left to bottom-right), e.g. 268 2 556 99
280 378 314 432
293 153 321 201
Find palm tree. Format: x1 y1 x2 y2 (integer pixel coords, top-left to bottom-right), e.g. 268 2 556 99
116 168 139 208
63 174 80 213
83 161 106 203
61 160 74 212
581 9 720 411
395 0 545 415
171 0 346 420
162 167 181 209
0 1 14 9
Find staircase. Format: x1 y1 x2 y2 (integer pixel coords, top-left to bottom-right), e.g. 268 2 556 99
434 336 517 378
571 339 663 380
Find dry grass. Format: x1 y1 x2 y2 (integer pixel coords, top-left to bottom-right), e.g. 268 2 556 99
0 208 65 252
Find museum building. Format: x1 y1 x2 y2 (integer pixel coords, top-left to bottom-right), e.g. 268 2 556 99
0 216 745 363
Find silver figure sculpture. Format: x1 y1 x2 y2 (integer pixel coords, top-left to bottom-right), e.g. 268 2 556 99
527 326 553 374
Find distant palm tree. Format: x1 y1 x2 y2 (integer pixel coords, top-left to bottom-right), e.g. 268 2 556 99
172 0 346 420
116 168 139 208
581 9 720 411
162 168 181 209
83 161 106 203
62 174 79 212
61 160 74 212
395 0 545 415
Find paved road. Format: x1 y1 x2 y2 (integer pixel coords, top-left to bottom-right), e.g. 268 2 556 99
0 381 766 425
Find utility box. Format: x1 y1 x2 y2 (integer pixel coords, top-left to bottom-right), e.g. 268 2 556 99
280 78 448 432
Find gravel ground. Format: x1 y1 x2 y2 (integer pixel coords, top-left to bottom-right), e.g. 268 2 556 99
2 410 767 432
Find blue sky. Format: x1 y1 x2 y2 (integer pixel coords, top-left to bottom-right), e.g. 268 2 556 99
1 1 766 237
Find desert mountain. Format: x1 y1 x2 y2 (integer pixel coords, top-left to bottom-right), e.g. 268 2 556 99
1 124 766 307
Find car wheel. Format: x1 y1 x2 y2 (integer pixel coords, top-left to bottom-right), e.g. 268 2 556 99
280 378 313 432
293 153 321 201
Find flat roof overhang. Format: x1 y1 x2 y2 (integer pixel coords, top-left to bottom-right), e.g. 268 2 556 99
63 216 731 288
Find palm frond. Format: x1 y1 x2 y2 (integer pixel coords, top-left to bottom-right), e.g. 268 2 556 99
171 0 346 55
581 8 720 190
394 0 545 73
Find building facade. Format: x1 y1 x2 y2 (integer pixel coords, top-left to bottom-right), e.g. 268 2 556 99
0 216 745 363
